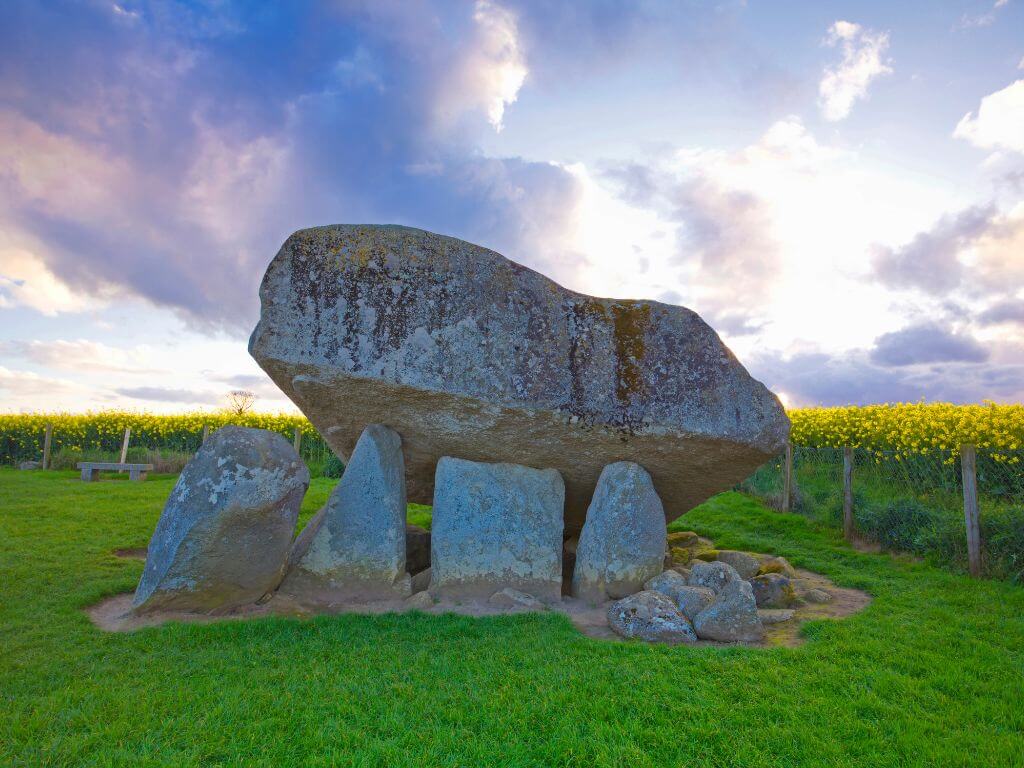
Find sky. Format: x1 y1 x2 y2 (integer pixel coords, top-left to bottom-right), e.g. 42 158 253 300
0 0 1022 413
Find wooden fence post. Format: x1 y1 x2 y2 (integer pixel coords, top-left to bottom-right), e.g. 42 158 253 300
961 444 982 578
843 446 854 540
119 427 131 471
202 425 210 445
42 423 52 470
293 427 302 456
782 442 793 512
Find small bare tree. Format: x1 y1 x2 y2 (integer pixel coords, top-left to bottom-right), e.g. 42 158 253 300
226 389 257 415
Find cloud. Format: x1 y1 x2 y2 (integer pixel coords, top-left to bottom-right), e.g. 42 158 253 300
870 323 989 366
0 339 168 375
871 205 994 294
979 298 1024 325
957 0 1011 28
954 79 1024 154
0 1 584 330
115 386 221 405
819 21 892 121
0 366 77 397
871 202 1024 299
750 349 1022 407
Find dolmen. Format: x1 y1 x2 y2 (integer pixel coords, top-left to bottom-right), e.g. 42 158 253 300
129 225 791 645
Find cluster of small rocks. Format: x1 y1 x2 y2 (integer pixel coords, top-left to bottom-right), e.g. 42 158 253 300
603 532 833 644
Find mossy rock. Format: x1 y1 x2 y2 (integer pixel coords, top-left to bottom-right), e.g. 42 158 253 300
757 556 796 577
667 531 699 548
693 549 719 562
669 547 692 565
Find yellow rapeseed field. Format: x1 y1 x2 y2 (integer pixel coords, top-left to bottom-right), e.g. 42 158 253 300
789 402 1024 462
2 403 1023 463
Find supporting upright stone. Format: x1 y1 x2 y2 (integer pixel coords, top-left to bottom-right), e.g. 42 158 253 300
429 457 565 602
571 462 666 604
278 425 411 604
132 426 308 614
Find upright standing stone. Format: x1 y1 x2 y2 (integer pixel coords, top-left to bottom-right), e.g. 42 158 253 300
429 457 564 601
133 427 308 614
279 425 411 604
572 462 666 604
249 225 790 531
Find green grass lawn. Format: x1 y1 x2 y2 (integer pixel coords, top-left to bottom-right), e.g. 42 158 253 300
2 469 1023 767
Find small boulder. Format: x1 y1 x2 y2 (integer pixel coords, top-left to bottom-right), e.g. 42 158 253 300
715 550 760 580
430 457 564 601
758 608 795 625
804 588 833 604
278 424 411 605
19 460 41 471
489 588 545 610
669 547 692 566
688 560 741 594
405 591 434 610
692 549 719 562
406 524 431 574
667 530 698 547
674 585 716 620
607 591 697 643
133 426 308 614
692 579 764 643
643 570 689 602
410 567 432 594
750 573 795 608
671 566 692 582
572 462 666 604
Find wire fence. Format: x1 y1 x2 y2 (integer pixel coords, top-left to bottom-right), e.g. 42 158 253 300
739 446 1024 583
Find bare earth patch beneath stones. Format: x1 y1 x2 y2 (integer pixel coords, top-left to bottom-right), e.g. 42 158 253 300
91 545 869 648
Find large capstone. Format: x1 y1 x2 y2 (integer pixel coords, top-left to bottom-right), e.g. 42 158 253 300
133 427 308 614
571 461 666 604
249 225 790 531
278 424 411 604
429 457 564 601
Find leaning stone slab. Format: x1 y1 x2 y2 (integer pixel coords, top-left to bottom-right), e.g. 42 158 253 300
429 457 564 601
133 427 308 614
249 225 790 531
607 590 697 643
572 462 666 604
278 425 411 604
693 579 764 643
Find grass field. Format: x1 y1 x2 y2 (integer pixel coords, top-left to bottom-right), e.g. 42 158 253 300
2 470 1024 766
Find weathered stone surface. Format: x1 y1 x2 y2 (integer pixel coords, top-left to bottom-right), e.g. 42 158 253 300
804 588 833 604
249 225 790 531
406 524 431 574
607 590 697 643
278 425 410 604
405 590 434 610
693 579 764 643
133 427 308 614
750 573 795 608
715 550 760 580
674 585 716 621
571 462 666 604
687 560 742 594
671 566 692 582
410 567 432 594
758 608 795 625
667 530 699 548
19 460 41 470
643 570 689 602
429 457 564 601
488 588 545 610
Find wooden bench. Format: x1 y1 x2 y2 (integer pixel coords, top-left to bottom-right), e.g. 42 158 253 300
78 462 154 482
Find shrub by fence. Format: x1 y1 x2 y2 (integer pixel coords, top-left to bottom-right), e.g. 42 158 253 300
740 445 1024 583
